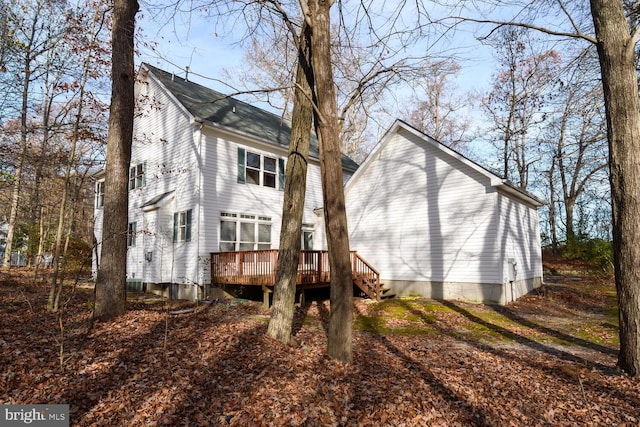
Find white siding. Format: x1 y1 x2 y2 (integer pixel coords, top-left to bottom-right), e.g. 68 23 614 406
91 198 103 277
346 127 502 286
126 75 201 290
122 71 329 292
198 126 326 260
496 193 543 283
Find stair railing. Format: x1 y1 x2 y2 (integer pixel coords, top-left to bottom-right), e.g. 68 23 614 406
351 252 381 301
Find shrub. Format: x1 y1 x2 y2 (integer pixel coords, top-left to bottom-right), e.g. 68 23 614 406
563 238 613 274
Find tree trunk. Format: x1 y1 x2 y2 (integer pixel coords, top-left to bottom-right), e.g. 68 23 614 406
590 0 640 376
93 0 138 322
308 0 353 363
546 164 559 253
2 49 32 270
48 10 99 311
564 198 576 247
267 22 315 345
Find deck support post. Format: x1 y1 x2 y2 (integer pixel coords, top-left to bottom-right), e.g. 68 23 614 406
262 285 272 309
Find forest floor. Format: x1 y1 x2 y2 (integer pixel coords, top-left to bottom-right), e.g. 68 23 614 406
1 258 638 426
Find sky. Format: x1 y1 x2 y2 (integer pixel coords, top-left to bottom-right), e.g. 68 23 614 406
136 1 498 106
137 6 246 94
134 0 557 166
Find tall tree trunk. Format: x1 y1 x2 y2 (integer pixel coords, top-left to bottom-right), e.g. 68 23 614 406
546 163 559 253
93 0 138 322
48 8 99 311
564 198 576 247
267 22 314 345
307 0 353 363
34 206 47 277
590 0 640 376
2 51 32 270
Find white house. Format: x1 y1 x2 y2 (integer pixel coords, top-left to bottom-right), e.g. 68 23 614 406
93 64 543 304
344 120 544 305
92 63 358 299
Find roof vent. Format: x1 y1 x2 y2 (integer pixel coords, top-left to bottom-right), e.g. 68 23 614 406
185 66 189 82
232 106 236 113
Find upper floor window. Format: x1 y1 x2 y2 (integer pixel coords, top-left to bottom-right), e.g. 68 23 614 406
127 222 137 247
173 209 192 243
302 224 314 250
95 181 104 208
129 162 146 190
237 147 284 190
219 212 272 251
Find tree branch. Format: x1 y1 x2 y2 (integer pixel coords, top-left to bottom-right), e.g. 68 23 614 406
445 16 597 45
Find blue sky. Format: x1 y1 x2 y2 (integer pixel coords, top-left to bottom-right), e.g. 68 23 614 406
136 2 498 101
137 8 246 94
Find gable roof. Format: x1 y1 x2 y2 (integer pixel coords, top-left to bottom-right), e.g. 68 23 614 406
346 119 544 207
140 63 359 172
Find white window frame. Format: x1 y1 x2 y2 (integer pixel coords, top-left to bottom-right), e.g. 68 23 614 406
129 162 146 190
127 222 137 247
95 181 104 208
219 212 272 251
302 224 314 250
173 210 192 243
237 147 285 190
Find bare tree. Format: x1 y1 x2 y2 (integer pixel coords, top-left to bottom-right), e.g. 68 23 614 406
0 0 109 274
447 0 640 377
404 59 470 149
220 8 436 163
49 2 110 311
267 20 315 345
547 52 607 247
589 0 640 376
93 0 139 322
481 27 560 189
1 0 66 269
298 0 352 362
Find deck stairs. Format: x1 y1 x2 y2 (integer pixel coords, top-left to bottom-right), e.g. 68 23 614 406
210 249 394 301
353 276 395 301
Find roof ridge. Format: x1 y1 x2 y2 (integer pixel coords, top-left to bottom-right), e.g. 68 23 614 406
139 62 359 172
142 62 292 128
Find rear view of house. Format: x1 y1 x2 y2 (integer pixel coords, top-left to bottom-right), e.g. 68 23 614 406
92 63 358 299
344 120 543 304
93 64 543 305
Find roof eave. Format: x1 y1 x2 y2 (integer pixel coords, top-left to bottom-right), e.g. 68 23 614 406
493 180 545 207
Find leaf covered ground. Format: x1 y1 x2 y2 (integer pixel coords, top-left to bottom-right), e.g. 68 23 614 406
1 264 638 426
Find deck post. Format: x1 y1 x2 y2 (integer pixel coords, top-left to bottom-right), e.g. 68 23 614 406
262 285 272 309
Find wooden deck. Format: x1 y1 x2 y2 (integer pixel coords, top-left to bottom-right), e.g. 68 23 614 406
210 250 382 301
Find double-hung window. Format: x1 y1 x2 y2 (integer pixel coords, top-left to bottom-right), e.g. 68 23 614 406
129 162 146 190
173 210 192 243
127 222 137 247
219 212 272 251
237 147 285 190
95 181 104 208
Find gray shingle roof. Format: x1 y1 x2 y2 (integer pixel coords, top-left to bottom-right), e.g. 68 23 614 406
143 63 359 172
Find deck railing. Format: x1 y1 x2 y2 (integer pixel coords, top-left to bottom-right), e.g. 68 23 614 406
211 249 379 293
